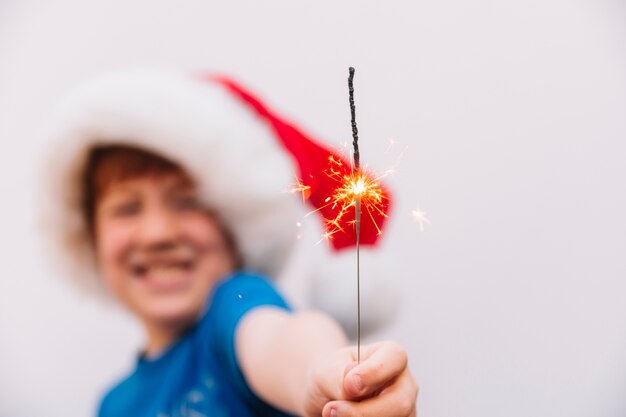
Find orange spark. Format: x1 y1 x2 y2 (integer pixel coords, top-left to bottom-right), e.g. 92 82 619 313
290 177 312 201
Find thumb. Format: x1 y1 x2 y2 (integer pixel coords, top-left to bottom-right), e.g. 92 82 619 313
343 361 358 379
343 341 408 399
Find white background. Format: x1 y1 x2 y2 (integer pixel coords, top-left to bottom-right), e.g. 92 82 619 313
1 1 625 416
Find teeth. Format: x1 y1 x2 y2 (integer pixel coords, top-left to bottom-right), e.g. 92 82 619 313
132 261 192 277
153 265 182 273
147 264 190 276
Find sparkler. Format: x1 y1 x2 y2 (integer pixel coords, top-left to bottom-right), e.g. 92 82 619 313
288 69 391 362
348 67 363 364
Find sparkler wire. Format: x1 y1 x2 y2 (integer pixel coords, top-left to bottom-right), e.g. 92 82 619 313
348 67 362 364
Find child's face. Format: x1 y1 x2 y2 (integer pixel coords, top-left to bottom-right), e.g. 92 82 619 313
94 172 234 328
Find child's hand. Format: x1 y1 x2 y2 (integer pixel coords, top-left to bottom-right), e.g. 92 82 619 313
304 341 418 417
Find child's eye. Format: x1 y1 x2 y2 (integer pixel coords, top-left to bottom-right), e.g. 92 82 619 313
171 195 201 211
110 201 141 217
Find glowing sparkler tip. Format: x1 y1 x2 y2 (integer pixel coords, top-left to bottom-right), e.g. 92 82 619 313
314 167 388 239
351 177 367 195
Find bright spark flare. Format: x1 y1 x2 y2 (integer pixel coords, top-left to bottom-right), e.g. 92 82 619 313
315 229 338 246
411 206 431 232
290 178 311 201
313 155 389 239
296 221 302 239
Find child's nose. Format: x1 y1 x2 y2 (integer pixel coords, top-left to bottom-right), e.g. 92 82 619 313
136 204 182 246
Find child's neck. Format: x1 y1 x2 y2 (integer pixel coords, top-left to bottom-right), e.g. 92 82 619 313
143 322 187 359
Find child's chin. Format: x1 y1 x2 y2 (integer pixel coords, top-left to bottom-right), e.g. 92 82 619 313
137 296 204 327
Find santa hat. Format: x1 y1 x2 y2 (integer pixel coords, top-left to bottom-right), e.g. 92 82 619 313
41 68 396 336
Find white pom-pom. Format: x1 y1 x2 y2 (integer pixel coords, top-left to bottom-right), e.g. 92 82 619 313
310 246 398 339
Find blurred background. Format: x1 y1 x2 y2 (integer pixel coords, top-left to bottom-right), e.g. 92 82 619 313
1 0 625 416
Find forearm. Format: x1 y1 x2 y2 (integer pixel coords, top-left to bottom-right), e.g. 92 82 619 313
236 307 350 415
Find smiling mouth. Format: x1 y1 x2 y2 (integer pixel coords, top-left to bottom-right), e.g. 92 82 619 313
131 261 195 292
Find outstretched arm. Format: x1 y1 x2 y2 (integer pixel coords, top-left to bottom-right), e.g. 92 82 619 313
236 307 418 417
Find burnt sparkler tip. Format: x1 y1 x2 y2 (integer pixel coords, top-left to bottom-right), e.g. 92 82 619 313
348 67 360 171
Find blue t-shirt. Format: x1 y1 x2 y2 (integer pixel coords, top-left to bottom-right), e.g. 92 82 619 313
98 272 296 417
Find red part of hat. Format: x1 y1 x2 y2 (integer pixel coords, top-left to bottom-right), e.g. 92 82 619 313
205 75 392 251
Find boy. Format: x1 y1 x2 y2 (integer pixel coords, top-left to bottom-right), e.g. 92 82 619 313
44 69 417 417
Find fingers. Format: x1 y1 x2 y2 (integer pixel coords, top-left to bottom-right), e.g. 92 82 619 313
343 341 408 399
308 347 356 402
324 368 418 417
